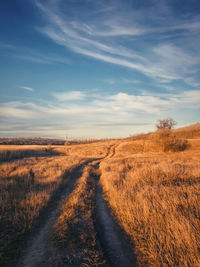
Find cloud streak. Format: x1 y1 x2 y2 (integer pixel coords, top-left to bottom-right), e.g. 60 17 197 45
20 86 34 92
52 91 86 101
34 0 200 87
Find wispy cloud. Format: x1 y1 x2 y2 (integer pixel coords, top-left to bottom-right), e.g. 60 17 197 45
94 122 152 127
0 102 39 119
52 91 86 101
1 88 199 138
20 86 34 92
173 90 200 105
34 0 200 87
1 90 199 120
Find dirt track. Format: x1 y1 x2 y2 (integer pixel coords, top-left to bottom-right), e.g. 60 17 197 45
17 144 137 267
17 160 92 267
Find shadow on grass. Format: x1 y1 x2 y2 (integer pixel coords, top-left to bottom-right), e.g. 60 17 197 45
0 149 65 163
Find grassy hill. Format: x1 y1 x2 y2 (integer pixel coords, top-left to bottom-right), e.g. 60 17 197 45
174 123 200 138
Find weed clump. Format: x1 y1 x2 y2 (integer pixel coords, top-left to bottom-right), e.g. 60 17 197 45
154 129 189 152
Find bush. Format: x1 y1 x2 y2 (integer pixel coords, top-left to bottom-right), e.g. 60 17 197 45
156 118 177 130
154 130 189 152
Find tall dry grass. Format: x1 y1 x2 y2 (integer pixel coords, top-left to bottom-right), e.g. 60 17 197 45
100 142 200 266
152 129 189 152
174 123 200 139
0 145 60 162
56 140 116 159
0 154 84 266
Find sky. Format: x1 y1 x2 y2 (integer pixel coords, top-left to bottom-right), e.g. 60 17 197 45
0 0 200 139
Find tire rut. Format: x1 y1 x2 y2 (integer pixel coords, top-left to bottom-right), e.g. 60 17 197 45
92 165 138 267
104 144 117 159
92 144 138 267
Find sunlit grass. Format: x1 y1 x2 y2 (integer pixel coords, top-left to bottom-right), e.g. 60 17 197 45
100 140 200 266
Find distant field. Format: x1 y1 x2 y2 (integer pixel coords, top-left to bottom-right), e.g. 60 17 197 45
0 145 47 150
0 145 60 162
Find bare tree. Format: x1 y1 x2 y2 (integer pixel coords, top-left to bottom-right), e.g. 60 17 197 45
156 118 177 130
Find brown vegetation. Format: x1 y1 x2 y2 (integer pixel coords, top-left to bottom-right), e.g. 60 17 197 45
100 138 200 266
174 123 200 139
0 123 200 266
153 129 189 152
0 137 64 145
0 154 84 266
0 146 60 162
58 140 116 158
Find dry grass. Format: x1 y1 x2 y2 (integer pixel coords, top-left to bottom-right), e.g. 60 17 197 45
0 145 47 150
56 140 116 158
0 154 84 266
174 123 200 139
0 145 60 162
1 124 200 266
115 136 200 157
52 164 106 266
100 140 200 266
152 129 189 152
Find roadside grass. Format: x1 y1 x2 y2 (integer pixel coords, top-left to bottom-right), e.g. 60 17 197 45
100 141 200 266
0 155 84 266
52 164 106 266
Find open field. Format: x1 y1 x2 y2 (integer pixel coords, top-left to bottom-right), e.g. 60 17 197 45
0 124 200 266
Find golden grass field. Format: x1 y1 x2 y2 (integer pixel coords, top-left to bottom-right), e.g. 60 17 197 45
100 127 200 266
0 123 200 266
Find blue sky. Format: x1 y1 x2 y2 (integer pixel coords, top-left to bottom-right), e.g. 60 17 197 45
0 0 200 139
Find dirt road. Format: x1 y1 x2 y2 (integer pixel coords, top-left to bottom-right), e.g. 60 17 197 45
17 144 137 267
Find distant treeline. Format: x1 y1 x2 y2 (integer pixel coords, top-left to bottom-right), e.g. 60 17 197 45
0 138 65 145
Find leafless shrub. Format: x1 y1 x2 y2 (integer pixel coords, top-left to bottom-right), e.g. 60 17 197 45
156 118 177 130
